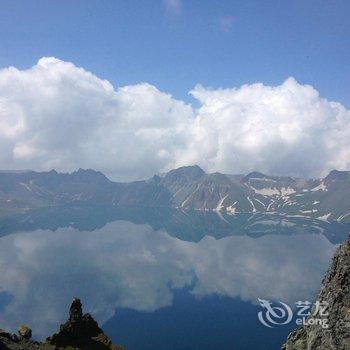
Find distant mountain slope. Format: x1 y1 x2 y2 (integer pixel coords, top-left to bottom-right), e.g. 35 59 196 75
0 165 350 222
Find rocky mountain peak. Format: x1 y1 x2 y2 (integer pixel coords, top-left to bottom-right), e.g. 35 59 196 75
246 171 266 179
47 298 113 348
243 171 267 181
163 165 205 182
69 297 83 321
325 169 350 182
72 168 110 183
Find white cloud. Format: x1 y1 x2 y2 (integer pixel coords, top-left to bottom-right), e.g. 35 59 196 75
0 57 349 180
163 0 182 15
187 79 350 178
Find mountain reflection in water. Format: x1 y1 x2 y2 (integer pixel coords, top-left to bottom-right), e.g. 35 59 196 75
0 206 348 349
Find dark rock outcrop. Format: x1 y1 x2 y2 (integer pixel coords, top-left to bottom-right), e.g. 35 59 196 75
0 326 42 350
0 298 122 350
18 325 32 341
282 235 350 349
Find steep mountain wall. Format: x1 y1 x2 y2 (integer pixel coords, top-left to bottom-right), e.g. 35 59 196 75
282 235 350 349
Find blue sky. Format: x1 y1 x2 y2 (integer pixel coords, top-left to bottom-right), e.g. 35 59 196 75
0 0 349 106
0 1 350 179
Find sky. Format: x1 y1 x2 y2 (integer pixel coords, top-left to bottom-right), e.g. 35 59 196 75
0 0 349 180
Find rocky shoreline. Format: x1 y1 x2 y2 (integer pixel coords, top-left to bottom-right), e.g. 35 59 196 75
282 235 350 349
0 298 122 350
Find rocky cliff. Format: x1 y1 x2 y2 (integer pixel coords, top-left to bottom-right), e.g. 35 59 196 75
282 235 350 349
0 298 122 350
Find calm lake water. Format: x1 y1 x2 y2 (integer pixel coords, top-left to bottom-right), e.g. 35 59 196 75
0 206 348 349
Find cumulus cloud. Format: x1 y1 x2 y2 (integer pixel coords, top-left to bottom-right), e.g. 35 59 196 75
0 57 349 180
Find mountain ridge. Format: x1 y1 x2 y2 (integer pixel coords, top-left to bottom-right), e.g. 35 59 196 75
1 165 349 222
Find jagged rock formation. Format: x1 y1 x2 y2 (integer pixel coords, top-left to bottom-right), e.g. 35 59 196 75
282 235 350 349
0 327 51 350
0 298 122 350
18 325 32 341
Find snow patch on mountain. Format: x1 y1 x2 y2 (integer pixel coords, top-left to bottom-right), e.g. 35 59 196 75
226 202 237 215
317 213 331 222
280 187 296 196
338 212 350 221
215 195 228 212
311 181 327 192
250 186 280 196
247 196 257 212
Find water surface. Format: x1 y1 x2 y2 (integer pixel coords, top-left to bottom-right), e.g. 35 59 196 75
0 206 348 349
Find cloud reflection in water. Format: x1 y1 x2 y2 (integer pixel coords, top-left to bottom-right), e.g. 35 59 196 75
0 220 336 337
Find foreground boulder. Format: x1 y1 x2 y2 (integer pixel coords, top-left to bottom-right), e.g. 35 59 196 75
0 298 123 350
47 298 122 349
18 325 32 341
282 235 350 349
0 326 40 350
